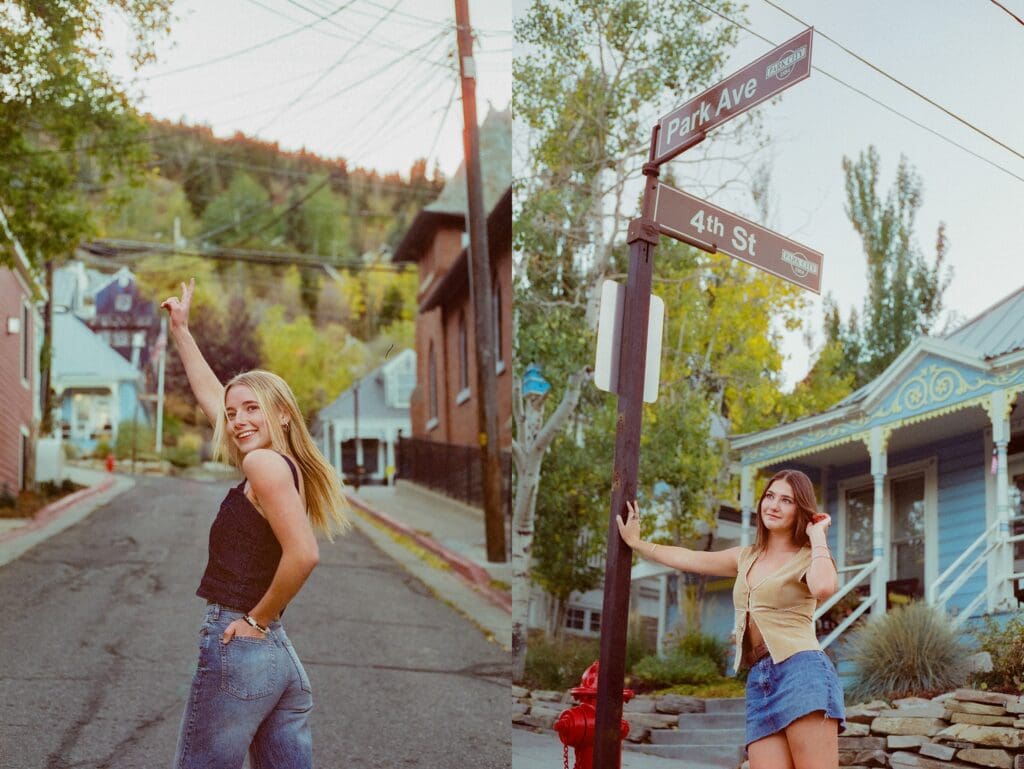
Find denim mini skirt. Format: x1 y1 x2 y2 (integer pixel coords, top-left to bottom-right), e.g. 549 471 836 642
744 649 846 748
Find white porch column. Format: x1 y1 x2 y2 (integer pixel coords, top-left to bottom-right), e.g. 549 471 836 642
656 574 669 658
385 434 395 485
988 390 1014 611
868 426 890 621
740 465 756 548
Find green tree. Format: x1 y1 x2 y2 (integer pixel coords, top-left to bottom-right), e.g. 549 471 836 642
513 0 851 672
257 305 365 417
0 0 174 270
199 172 280 248
825 146 952 387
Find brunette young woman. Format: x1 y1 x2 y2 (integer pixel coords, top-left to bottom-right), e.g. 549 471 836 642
162 278 350 769
617 469 846 769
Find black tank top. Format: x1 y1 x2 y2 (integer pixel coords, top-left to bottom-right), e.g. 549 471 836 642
196 453 300 611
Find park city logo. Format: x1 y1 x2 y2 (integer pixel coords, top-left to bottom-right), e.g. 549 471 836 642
766 44 808 81
781 249 818 279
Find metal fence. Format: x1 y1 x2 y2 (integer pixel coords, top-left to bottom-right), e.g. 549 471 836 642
396 436 511 519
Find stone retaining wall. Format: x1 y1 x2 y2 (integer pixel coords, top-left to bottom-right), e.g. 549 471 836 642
513 686 1024 768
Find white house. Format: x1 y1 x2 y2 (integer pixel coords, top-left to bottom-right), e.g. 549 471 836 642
316 349 415 485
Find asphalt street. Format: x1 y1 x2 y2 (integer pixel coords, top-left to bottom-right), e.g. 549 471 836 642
0 475 510 769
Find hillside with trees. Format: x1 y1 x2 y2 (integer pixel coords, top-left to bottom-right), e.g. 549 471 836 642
84 117 439 424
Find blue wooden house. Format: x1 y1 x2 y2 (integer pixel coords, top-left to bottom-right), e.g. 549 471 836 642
730 286 1024 652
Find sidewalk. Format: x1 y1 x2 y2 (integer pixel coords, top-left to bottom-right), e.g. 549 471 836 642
513 727 687 769
347 480 512 649
0 467 135 568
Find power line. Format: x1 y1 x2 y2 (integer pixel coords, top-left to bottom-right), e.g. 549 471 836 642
254 0 411 133
225 174 334 246
989 0 1024 26
217 28 450 127
142 2 358 81
687 0 1024 185
82 237 410 272
760 0 1024 163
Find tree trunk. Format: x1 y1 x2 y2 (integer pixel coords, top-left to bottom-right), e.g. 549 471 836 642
511 367 590 683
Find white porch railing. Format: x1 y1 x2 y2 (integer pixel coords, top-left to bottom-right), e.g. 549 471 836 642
927 514 1024 628
814 559 880 651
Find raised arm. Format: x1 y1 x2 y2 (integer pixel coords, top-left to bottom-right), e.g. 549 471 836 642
616 500 740 577
161 278 224 427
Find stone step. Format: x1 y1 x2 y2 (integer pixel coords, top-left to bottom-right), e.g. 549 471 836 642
625 742 746 769
652 728 747 746
704 698 746 715
677 712 746 729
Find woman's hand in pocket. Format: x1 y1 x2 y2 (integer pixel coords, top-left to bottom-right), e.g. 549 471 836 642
221 618 266 644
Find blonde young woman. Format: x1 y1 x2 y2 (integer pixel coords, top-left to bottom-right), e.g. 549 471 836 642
617 469 846 769
162 278 350 769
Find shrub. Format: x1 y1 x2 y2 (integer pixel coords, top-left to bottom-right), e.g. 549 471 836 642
62 441 79 460
0 484 14 509
165 444 200 468
845 602 971 702
665 630 729 676
631 653 720 689
114 421 156 460
971 611 1024 693
92 440 111 459
523 633 600 691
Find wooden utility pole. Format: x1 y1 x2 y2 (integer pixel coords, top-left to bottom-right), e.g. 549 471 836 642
454 0 506 562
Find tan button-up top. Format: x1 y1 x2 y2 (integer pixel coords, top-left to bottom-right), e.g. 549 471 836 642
731 545 822 674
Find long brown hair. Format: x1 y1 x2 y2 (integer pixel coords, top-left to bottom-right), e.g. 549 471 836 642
752 469 819 554
212 369 351 541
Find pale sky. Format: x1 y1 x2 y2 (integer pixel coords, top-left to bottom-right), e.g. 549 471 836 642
513 0 1024 387
107 0 512 177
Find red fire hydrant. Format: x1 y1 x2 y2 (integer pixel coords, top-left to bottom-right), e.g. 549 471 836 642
105 453 115 473
554 661 634 769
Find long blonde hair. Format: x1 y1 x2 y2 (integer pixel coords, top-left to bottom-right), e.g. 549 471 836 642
212 369 351 540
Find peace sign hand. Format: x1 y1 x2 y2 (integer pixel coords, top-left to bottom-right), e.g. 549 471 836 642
161 278 195 331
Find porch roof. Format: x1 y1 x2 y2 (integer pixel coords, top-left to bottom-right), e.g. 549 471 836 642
732 289 1024 468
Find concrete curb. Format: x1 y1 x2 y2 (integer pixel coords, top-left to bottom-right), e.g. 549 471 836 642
0 476 116 545
345 491 512 614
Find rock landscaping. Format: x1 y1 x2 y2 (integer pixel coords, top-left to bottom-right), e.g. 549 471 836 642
513 686 1024 769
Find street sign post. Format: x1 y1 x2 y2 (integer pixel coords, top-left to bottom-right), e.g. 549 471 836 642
654 183 823 294
592 30 819 769
654 28 813 164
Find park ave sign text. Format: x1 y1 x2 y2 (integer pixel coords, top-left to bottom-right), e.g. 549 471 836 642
655 28 813 162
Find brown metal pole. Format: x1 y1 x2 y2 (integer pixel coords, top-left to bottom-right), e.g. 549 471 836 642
592 132 663 769
454 0 506 562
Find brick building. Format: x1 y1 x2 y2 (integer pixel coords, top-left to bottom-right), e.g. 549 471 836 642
392 108 512 508
0 206 42 493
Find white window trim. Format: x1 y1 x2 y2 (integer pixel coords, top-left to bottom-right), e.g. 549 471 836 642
19 424 30 490
426 417 439 432
495 359 506 375
20 298 30 390
455 387 471 405
836 457 937 593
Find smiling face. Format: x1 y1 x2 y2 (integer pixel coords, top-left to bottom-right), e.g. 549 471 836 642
224 383 279 455
760 479 798 536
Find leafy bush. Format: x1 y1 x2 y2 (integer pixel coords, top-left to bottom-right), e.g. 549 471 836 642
845 602 971 702
971 611 1024 693
165 444 200 468
62 441 79 460
92 440 111 459
0 484 14 509
631 653 720 689
665 630 729 676
114 421 157 460
523 633 600 691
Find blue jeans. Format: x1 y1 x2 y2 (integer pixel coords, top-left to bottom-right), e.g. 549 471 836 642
173 603 314 769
